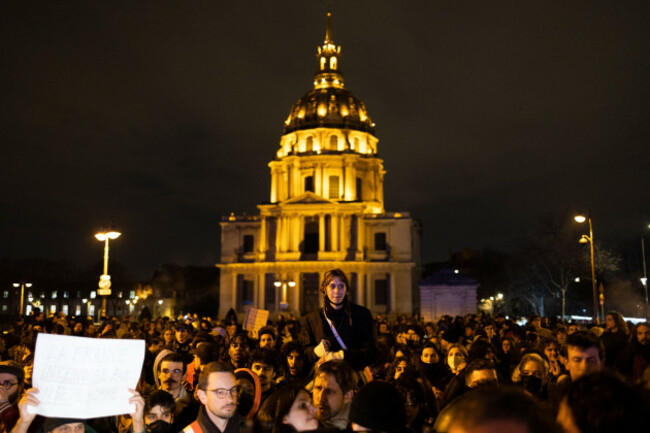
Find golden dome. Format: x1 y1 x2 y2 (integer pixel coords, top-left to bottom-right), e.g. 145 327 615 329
282 12 375 136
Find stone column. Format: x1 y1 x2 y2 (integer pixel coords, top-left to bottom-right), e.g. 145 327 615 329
319 213 325 252
331 214 339 252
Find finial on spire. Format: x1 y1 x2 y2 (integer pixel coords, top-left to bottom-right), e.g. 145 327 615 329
324 10 333 43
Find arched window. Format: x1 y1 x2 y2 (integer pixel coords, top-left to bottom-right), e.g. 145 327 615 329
330 56 337 69
320 57 326 70
329 135 338 150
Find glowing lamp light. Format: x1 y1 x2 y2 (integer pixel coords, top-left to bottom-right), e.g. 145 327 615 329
574 215 586 223
95 231 121 241
274 281 282 288
579 236 589 244
288 281 296 288
575 277 581 283
158 300 163 305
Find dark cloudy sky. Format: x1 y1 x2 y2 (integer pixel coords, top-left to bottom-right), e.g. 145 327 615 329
2 1 649 279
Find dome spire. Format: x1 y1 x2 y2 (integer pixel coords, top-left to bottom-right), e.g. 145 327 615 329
315 10 343 90
324 10 333 43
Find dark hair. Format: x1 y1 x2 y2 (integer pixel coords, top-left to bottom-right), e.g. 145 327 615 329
606 311 629 334
229 331 250 348
566 331 604 360
434 386 560 433
249 348 280 371
463 359 496 386
198 361 234 390
158 353 186 374
564 371 648 433
258 326 277 340
144 390 175 414
316 360 356 394
256 385 307 433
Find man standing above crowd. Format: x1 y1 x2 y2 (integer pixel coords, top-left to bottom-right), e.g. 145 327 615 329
184 362 240 433
312 360 356 430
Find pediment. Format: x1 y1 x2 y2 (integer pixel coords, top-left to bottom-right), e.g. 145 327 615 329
282 191 336 205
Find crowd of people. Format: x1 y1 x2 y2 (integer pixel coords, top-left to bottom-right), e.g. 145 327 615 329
0 268 649 433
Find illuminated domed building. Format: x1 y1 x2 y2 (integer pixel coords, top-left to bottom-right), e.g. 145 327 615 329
218 12 421 317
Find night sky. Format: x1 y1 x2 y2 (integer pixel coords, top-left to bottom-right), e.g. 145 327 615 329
2 1 649 279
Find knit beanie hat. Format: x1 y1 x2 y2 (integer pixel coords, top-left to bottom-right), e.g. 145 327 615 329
0 360 25 384
349 381 406 432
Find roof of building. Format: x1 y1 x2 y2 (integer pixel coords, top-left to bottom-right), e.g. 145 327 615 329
419 269 479 286
282 12 375 135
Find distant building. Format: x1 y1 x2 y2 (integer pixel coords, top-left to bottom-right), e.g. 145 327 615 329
419 269 479 321
218 12 421 318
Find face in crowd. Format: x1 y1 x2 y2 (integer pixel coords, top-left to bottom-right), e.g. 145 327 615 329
197 372 238 425
283 390 318 431
158 360 184 396
325 276 347 309
251 361 275 392
565 345 602 381
637 324 650 345
286 351 304 376
312 372 352 421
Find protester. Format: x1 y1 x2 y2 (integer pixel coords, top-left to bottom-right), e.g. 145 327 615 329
311 360 355 430
0 361 25 433
255 385 317 433
184 361 240 433
302 269 378 371
349 380 407 433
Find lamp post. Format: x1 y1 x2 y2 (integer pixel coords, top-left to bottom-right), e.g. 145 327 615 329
274 278 296 311
95 230 121 318
642 225 649 317
12 282 32 315
574 213 599 323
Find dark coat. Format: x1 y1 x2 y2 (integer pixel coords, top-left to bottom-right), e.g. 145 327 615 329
302 303 378 371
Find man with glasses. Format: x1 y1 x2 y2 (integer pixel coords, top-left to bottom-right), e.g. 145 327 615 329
157 353 198 430
183 362 240 433
0 360 24 433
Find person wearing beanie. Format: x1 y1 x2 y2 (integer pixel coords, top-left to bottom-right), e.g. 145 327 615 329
349 381 407 433
302 269 378 371
0 360 25 433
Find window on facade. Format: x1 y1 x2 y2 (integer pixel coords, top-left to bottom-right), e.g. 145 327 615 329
40 292 45 299
328 176 339 199
304 176 314 193
330 56 337 69
329 135 338 150
375 279 388 306
2 305 7 312
237 276 254 312
52 291 57 299
130 291 136 299
50 305 57 314
264 273 276 311
356 177 362 200
2 291 7 299
320 57 326 70
62 305 68 315
75 305 81 316
90 291 96 299
305 136 314 152
243 235 254 253
63 291 69 299
374 232 387 251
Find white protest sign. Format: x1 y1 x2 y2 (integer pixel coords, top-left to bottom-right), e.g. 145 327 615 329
32 333 145 419
243 308 269 332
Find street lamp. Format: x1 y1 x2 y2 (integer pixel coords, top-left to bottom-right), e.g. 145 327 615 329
574 213 599 323
12 282 32 315
95 230 121 317
274 278 296 310
641 224 650 317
